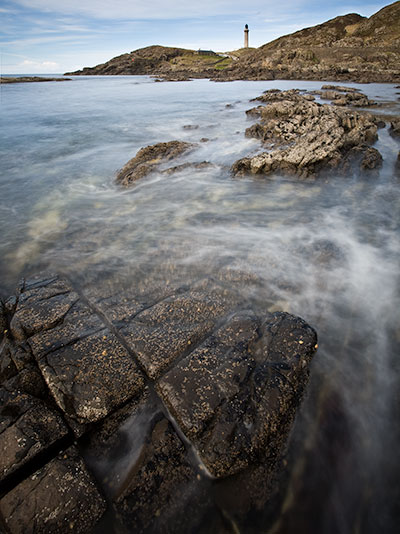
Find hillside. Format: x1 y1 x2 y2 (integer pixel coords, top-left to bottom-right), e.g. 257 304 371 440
65 45 233 79
66 1 400 83
215 1 400 82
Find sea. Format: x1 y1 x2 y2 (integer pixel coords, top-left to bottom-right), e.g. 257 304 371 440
1 74 399 533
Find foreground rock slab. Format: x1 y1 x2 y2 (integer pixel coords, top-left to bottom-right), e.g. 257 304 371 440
0 273 318 532
158 311 317 478
9 275 145 427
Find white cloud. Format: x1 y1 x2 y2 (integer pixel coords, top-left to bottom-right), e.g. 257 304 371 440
19 59 60 72
12 0 300 20
1 34 92 46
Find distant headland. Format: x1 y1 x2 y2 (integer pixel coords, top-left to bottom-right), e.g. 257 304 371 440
65 1 400 83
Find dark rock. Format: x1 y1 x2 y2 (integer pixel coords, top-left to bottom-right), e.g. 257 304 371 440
10 275 145 426
117 284 236 379
396 151 400 175
157 311 317 478
389 118 400 137
360 146 383 170
83 390 217 533
183 124 199 130
10 275 79 342
0 339 18 383
1 273 318 532
0 446 106 533
113 417 206 532
0 386 68 484
116 140 194 186
233 89 382 178
0 298 6 341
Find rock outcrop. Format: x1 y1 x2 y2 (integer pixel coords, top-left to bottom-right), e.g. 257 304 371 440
232 89 383 179
0 77 70 84
0 274 317 532
116 141 194 186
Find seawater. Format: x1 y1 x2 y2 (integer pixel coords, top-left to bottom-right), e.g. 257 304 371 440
1 76 399 532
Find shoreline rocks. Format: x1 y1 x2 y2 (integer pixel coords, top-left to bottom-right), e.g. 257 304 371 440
0 77 71 84
116 140 194 186
232 88 384 179
0 274 317 532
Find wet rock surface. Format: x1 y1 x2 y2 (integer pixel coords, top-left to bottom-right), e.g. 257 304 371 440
390 117 400 137
232 88 383 179
0 446 106 534
0 273 317 532
116 141 194 186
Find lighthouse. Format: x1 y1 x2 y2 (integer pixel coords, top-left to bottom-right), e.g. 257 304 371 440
244 24 249 48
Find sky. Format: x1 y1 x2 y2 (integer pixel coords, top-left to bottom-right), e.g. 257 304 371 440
0 0 393 74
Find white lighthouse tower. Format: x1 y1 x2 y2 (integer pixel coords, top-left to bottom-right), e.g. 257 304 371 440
244 24 249 48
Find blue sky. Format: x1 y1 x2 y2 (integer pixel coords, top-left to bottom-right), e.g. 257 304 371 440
0 0 392 73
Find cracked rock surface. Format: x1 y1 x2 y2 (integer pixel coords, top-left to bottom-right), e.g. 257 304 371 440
232 88 383 179
0 273 317 533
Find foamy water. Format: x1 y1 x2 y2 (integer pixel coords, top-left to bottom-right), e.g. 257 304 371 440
1 75 399 532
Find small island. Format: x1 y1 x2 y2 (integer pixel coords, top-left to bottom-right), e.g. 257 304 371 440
0 76 71 84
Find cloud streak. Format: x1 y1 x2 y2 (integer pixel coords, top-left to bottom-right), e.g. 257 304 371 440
12 0 301 20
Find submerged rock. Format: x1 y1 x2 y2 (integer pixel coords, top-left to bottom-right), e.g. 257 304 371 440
0 273 318 532
233 89 383 178
116 140 194 186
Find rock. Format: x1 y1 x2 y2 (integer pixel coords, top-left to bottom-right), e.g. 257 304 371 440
389 118 400 137
321 85 359 92
183 124 199 130
116 140 194 186
0 446 106 533
0 76 70 84
157 311 317 478
1 273 318 532
10 275 145 426
0 386 68 484
161 161 214 175
233 89 382 178
320 89 376 107
83 390 218 534
0 298 6 340
396 151 400 175
115 283 236 379
113 417 206 532
360 146 383 170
